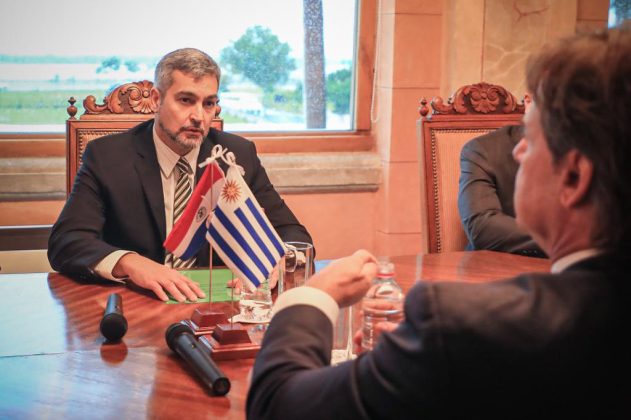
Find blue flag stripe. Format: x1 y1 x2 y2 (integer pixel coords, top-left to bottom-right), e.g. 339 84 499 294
209 225 266 287
234 207 278 266
214 206 270 279
179 223 208 260
245 198 285 255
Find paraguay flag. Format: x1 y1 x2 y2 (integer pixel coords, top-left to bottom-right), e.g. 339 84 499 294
164 161 224 260
208 165 285 291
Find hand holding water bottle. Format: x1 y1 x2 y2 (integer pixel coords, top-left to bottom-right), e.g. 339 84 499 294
306 249 377 307
360 259 404 351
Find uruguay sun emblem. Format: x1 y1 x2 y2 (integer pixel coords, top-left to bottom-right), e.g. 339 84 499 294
221 179 241 203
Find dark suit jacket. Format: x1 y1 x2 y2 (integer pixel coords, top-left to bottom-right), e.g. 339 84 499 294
458 125 545 257
247 253 631 419
48 119 312 279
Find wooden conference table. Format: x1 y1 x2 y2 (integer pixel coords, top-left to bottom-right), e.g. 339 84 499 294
0 251 550 419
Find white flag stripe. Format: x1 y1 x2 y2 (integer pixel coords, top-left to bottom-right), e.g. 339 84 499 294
209 224 268 288
234 201 284 264
214 206 273 278
209 214 278 289
215 168 284 261
207 164 286 291
240 198 285 258
211 204 280 276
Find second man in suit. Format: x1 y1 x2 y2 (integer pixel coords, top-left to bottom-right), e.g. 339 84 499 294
458 94 545 257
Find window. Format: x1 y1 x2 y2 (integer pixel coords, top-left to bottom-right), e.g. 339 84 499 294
0 0 359 133
609 0 631 27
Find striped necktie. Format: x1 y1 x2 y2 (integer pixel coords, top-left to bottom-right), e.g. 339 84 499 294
166 157 196 269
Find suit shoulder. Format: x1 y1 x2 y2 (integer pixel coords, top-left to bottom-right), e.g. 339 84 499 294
210 129 255 152
87 119 152 152
462 125 521 152
426 270 608 328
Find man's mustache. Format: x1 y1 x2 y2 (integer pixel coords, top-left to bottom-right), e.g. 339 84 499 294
179 126 204 134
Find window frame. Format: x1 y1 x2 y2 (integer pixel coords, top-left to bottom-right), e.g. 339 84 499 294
0 0 377 154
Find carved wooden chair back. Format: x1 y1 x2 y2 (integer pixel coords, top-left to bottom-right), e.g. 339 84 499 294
417 82 524 253
65 80 223 195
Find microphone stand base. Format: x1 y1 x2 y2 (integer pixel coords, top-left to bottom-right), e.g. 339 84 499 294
184 308 229 336
198 323 261 361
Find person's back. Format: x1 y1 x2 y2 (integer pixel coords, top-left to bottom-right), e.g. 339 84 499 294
247 22 631 419
423 253 629 418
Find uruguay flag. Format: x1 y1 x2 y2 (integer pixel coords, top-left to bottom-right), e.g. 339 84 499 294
164 161 224 260
208 165 285 291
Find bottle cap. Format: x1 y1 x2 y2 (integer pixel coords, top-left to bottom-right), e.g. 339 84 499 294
377 261 395 278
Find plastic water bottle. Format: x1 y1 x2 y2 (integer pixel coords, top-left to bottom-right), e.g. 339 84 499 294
361 260 404 351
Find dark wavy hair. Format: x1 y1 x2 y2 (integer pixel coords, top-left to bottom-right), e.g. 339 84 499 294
526 21 631 251
154 48 221 94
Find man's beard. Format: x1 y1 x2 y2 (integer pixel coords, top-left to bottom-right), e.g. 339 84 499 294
158 119 205 152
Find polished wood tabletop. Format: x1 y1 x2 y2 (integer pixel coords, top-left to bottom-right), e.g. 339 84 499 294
0 251 550 419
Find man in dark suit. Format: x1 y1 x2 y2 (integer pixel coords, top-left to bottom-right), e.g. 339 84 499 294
458 98 545 257
247 24 631 418
48 48 311 302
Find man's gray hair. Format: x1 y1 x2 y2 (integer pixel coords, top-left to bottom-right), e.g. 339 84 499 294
154 48 221 93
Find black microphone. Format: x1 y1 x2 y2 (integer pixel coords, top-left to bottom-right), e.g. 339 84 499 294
166 322 231 396
100 293 128 341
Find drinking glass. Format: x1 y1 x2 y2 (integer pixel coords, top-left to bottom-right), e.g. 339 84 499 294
279 241 314 293
331 305 354 365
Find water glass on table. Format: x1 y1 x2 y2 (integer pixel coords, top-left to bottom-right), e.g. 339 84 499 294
236 241 314 323
279 241 314 293
331 305 354 365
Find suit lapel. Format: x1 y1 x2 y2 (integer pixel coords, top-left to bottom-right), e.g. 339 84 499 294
132 120 167 240
196 135 214 182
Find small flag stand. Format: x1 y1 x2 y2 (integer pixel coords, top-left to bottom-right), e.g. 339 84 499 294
180 146 261 360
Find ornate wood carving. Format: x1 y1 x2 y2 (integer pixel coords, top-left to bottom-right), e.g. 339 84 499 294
82 80 156 115
418 82 524 118
69 79 222 118
67 97 78 119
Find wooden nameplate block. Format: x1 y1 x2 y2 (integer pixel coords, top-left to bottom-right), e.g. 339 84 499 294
198 324 260 361
183 308 229 336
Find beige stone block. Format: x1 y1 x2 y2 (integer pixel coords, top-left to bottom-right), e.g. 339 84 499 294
482 0 577 96
377 161 422 234
261 152 381 193
283 192 376 260
441 0 485 96
0 200 64 226
388 87 439 163
374 231 423 257
374 86 394 161
382 0 396 14
384 0 444 15
377 13 396 88
576 19 608 33
392 13 442 88
577 0 609 20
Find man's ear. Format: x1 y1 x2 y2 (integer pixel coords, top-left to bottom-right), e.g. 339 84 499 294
559 149 593 208
150 87 161 110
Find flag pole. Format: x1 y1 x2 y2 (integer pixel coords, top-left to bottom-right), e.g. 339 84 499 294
208 165 214 309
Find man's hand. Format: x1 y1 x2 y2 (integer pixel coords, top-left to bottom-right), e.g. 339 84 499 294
353 321 399 354
306 249 377 307
113 253 206 302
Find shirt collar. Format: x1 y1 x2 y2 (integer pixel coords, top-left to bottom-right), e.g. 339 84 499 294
152 123 200 177
550 248 602 273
